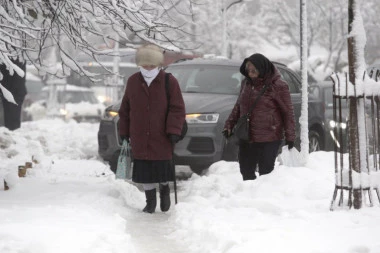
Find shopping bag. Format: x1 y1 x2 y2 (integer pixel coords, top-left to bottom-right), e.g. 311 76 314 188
278 145 302 167
116 140 133 180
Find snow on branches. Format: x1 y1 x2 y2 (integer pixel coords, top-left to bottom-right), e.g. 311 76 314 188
0 0 195 78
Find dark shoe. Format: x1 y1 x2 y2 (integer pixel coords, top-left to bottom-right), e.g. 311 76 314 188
159 184 171 212
143 188 156 213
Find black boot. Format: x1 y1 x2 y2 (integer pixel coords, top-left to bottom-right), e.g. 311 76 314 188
143 188 156 213
159 184 171 212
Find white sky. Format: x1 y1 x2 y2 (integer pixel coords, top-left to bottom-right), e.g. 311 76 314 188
0 119 379 253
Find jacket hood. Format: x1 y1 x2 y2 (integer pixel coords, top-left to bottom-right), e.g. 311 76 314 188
239 53 275 78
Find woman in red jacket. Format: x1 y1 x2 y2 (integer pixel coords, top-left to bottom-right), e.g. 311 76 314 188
118 44 186 213
224 53 296 180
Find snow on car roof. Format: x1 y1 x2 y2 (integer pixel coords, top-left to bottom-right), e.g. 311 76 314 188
41 84 93 92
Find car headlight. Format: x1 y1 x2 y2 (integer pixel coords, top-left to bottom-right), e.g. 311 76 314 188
329 120 347 129
104 110 119 119
59 108 68 116
186 113 219 124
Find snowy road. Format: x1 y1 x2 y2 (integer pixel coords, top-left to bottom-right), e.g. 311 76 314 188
117 176 192 253
125 207 186 253
0 159 192 253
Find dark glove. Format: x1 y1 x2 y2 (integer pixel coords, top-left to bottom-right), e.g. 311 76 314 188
168 134 181 144
120 135 129 143
285 140 294 150
222 128 232 138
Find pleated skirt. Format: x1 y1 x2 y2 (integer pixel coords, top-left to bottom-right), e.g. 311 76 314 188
132 159 174 183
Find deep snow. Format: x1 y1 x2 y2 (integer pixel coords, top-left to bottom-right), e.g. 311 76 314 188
0 119 379 253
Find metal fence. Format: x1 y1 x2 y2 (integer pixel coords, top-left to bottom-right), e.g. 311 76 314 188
330 69 380 210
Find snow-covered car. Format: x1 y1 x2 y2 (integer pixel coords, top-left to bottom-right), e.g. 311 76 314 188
98 58 326 174
25 84 105 123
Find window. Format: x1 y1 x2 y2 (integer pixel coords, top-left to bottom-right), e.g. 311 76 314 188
277 67 300 94
166 65 243 95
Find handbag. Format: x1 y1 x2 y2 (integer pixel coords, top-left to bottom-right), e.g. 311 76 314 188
232 114 250 142
116 140 133 180
165 73 187 141
230 83 269 144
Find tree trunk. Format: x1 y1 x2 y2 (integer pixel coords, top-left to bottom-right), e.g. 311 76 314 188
347 0 362 209
299 0 309 164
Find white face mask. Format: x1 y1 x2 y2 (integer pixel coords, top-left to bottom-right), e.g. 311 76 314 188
140 67 159 78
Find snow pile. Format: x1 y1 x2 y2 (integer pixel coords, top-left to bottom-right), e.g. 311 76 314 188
1 120 380 253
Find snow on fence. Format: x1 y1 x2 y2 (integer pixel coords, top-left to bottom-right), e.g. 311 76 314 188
329 68 380 210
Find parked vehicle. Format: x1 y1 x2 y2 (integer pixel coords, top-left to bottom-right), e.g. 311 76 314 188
98 58 325 174
25 83 105 123
308 81 348 152
67 48 197 106
22 73 45 121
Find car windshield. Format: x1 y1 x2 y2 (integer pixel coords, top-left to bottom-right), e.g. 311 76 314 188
165 65 243 95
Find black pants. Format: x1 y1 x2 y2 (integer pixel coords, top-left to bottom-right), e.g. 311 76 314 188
1 94 24 130
238 140 282 180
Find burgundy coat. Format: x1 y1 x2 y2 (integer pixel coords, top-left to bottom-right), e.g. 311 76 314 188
224 68 296 143
118 70 186 160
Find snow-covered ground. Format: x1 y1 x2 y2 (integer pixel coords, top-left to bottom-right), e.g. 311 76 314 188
0 119 379 253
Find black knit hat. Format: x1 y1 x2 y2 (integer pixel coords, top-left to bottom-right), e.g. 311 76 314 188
239 53 275 78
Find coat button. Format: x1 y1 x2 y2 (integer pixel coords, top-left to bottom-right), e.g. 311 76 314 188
147 132 149 135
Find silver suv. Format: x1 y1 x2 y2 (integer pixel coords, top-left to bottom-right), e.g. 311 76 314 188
98 58 325 174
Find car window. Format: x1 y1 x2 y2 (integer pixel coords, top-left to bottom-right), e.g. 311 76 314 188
277 67 300 94
26 80 44 93
40 90 99 104
323 87 333 108
324 87 348 108
309 85 348 109
59 91 99 104
166 65 243 95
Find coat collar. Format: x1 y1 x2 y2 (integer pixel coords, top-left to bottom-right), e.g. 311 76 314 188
138 69 165 96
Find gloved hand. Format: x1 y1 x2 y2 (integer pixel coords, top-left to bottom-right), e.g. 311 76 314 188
120 135 130 143
285 140 294 150
222 128 231 138
168 134 181 144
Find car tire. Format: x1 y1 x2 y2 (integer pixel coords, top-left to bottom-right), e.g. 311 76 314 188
309 130 321 152
109 150 121 174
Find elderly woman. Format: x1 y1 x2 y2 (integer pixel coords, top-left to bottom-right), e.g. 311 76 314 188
118 44 186 213
224 53 296 180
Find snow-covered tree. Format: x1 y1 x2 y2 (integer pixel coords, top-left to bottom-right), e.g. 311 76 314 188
257 0 379 77
189 0 262 60
0 0 196 101
330 0 380 210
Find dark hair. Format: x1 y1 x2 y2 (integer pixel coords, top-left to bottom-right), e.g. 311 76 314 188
239 53 275 78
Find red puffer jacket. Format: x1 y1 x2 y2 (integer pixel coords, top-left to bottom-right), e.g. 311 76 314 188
224 68 296 143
